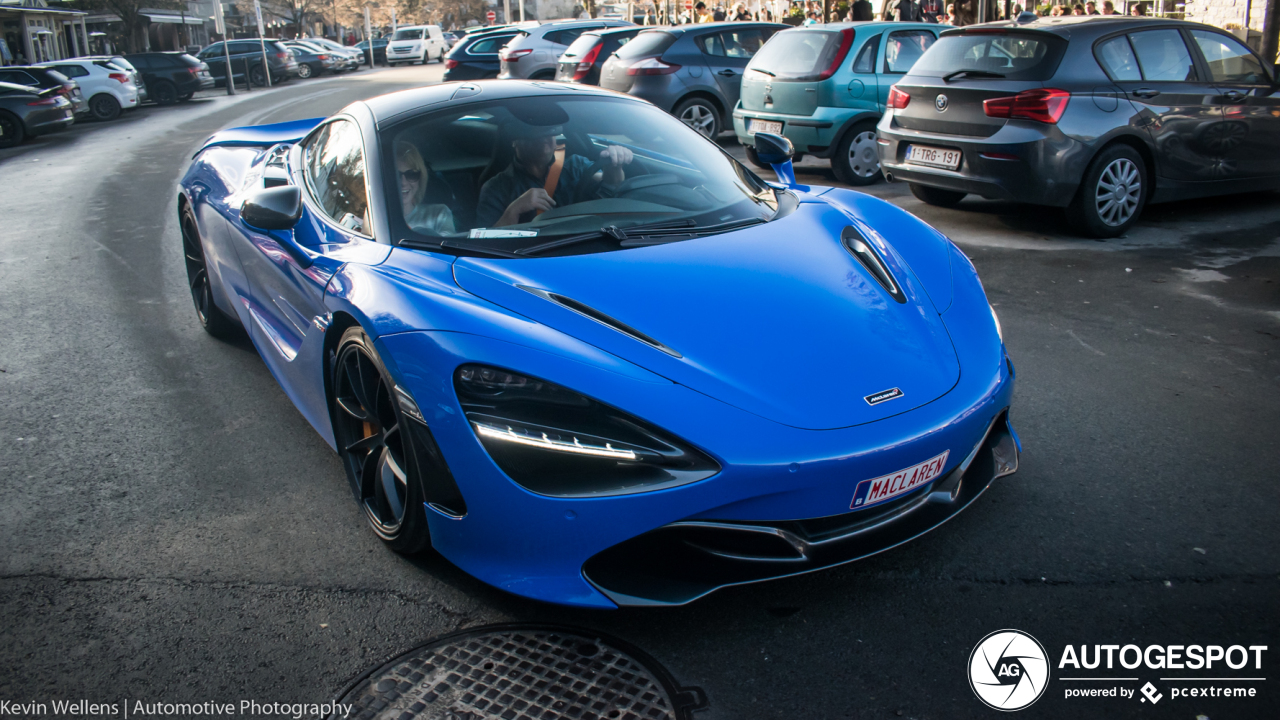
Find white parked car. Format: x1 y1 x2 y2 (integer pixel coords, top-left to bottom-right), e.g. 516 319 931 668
37 58 139 121
386 24 448 65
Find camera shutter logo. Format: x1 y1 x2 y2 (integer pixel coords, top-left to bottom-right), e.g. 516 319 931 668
968 630 1050 711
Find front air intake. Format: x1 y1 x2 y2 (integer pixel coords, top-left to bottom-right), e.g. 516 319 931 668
842 226 906 304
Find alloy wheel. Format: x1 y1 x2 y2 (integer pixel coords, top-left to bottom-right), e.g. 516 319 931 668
298 63 312 78
847 130 880 178
90 95 119 121
680 104 715 137
180 210 215 325
334 345 409 540
1094 158 1141 227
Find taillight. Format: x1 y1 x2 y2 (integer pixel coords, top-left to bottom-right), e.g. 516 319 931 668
445 58 459 69
886 85 910 109
573 43 602 81
188 67 199 75
56 86 70 96
983 88 1071 124
500 47 532 61
318 54 329 60
276 52 289 59
818 28 855 81
27 96 59 106
108 72 129 83
626 57 680 76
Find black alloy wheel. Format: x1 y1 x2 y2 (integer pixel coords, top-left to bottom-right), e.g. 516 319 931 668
89 93 121 121
250 65 267 87
153 81 178 105
909 182 967 208
332 327 432 554
0 111 24 149
180 203 239 338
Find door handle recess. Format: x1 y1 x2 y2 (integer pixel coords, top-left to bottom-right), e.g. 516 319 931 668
1221 90 1244 100
717 69 736 76
1132 88 1160 98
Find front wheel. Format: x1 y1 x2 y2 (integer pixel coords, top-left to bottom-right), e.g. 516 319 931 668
674 97 720 138
153 81 178 105
297 63 313 78
1066 144 1147 238
180 203 240 339
832 122 882 186
89 93 121 121
249 65 266 86
909 182 967 208
332 327 432 555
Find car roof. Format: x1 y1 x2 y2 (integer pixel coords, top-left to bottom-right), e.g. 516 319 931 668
361 79 638 126
800 21 945 31
943 16 1204 38
0 80 38 93
587 26 650 37
529 18 633 32
665 21 787 35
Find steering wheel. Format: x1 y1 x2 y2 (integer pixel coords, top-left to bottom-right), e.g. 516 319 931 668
573 156 610 204
611 173 681 196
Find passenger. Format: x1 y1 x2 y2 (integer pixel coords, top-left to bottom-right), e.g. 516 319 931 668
395 141 455 235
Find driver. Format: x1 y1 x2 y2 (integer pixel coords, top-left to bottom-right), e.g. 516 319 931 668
476 121 634 228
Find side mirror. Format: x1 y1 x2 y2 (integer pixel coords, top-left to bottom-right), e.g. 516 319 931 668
242 185 302 231
752 131 796 187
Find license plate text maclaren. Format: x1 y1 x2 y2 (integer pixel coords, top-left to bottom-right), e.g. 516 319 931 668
850 451 950 509
906 144 961 170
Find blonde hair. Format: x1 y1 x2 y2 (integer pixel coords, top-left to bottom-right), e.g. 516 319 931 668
394 141 428 207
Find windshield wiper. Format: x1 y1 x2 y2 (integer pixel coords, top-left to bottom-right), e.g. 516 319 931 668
397 237 525 259
942 69 1006 82
516 219 698 257
618 217 766 246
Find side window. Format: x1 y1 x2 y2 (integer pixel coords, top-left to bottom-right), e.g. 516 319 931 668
721 29 766 58
1190 30 1268 84
468 38 501 54
202 42 222 57
1095 35 1141 81
303 120 371 235
884 30 935 74
852 34 881 73
698 32 725 57
54 64 89 78
125 56 149 70
0 70 37 85
231 42 258 55
1128 29 1196 82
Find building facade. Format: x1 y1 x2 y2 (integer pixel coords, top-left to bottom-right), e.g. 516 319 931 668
0 0 88 65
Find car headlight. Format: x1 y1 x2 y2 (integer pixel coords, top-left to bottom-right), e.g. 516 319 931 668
455 364 719 498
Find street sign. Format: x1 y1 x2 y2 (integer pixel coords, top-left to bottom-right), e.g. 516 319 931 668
487 10 496 23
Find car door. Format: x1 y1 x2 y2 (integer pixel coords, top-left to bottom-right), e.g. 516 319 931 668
879 28 938 108
702 27 771 110
848 30 882 109
1108 28 1226 182
1187 28 1280 179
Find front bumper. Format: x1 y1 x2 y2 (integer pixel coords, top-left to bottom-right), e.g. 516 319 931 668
733 104 852 158
876 112 1085 207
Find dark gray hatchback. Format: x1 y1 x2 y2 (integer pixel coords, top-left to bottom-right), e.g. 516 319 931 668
876 17 1280 237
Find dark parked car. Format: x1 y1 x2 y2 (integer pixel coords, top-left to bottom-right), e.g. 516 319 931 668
442 29 519 81
555 26 646 85
599 22 787 137
194 41 297 88
281 40 339 78
123 52 215 104
354 38 390 65
0 81 75 148
876 17 1280 237
0 66 86 114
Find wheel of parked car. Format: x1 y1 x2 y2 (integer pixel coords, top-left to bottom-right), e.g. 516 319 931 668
180 203 240 339
297 63 313 78
153 81 179 106
744 145 771 170
909 183 967 208
89 93 121 122
250 65 267 87
833 121 882 186
674 97 720 139
331 325 432 555
0 111 24 149
1066 144 1147 239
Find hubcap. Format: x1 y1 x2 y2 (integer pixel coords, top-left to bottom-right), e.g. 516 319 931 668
1095 158 1141 227
679 105 715 137
848 131 880 178
334 346 408 539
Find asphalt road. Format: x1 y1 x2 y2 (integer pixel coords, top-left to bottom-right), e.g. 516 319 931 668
1 64 1277 720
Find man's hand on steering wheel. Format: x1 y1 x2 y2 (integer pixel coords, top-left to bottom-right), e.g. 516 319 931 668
598 146 633 187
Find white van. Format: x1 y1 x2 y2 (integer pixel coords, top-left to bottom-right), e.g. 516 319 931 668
386 25 448 65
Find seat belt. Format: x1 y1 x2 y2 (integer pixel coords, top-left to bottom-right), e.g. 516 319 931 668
538 145 566 215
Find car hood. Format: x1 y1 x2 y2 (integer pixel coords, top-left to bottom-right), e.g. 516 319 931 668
452 201 960 430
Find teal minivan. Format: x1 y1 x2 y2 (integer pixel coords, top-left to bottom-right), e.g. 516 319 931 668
733 22 943 185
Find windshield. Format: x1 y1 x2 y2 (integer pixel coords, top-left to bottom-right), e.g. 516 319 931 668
561 34 601 59
747 30 841 81
382 96 778 257
393 28 425 41
912 32 1067 81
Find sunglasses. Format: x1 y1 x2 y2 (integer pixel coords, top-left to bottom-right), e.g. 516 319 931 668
399 169 423 183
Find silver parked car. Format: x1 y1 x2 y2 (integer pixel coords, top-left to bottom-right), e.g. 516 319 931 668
498 19 633 80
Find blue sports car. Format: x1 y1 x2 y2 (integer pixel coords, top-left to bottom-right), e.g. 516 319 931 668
178 81 1019 608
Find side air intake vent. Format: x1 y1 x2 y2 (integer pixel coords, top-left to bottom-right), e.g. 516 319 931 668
842 226 906 304
518 286 682 358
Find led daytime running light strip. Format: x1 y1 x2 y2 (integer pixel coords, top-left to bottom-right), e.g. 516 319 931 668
474 422 637 460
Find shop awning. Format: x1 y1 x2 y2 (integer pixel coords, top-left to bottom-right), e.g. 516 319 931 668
142 12 206 25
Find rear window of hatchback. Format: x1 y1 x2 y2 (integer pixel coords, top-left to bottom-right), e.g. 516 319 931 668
910 30 1068 81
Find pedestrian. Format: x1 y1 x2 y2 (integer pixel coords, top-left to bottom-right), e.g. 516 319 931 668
1071 3 1085 12
883 0 922 21
1129 2 1146 15
713 5 726 20
694 1 710 21
1085 1 1099 14
851 0 874 19
937 9 951 22
1049 4 1063 15
920 0 943 21
946 3 959 24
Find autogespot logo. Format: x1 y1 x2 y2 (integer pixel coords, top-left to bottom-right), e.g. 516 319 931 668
969 629 1051 711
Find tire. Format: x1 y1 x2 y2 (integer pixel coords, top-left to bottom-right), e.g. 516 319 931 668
180 203 240 339
744 144 771 170
153 81 178 106
1066 143 1147 239
249 65 266 87
0 110 24 149
832 121 882 186
297 63 313 78
674 97 720 139
89 93 121 121
331 326 432 555
177 92 193 102
909 182 967 208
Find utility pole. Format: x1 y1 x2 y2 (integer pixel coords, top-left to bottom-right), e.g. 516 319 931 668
254 0 272 87
214 0 236 94
1263 0 1279 67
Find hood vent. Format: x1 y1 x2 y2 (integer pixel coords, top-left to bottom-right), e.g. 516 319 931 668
842 226 906 304
518 285 682 358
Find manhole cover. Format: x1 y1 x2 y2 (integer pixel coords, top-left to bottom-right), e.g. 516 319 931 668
332 624 705 720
